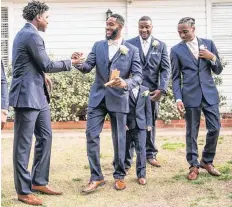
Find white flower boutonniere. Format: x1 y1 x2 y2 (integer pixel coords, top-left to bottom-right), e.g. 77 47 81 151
152 40 159 48
119 45 129 55
142 90 150 97
199 44 207 50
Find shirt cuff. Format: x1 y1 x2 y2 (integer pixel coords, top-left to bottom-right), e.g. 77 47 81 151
210 56 217 65
176 99 182 103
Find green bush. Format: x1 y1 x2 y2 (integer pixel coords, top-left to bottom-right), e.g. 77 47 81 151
49 69 94 121
5 57 227 123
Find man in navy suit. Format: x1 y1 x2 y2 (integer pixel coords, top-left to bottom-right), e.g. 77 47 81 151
9 1 82 205
171 17 222 180
74 14 142 192
125 85 152 185
1 60 9 129
127 16 170 168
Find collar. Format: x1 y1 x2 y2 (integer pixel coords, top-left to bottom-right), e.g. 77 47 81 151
187 36 198 45
139 35 152 45
108 36 123 47
26 22 38 31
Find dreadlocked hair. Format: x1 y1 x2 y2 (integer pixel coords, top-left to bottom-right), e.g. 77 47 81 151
178 17 195 27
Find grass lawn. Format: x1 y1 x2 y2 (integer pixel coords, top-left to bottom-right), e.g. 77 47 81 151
1 130 232 207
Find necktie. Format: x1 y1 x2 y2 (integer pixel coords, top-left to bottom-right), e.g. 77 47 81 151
142 40 149 56
187 41 199 59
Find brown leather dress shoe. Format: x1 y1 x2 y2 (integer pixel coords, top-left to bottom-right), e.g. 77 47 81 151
32 185 62 195
187 167 199 180
138 178 146 185
147 158 161 167
200 160 221 176
82 180 105 193
18 194 43 205
114 179 126 190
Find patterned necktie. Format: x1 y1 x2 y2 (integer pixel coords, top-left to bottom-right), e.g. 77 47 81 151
187 41 199 59
142 40 149 56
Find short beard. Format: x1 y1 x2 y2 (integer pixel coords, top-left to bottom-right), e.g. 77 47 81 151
141 34 150 40
106 28 119 40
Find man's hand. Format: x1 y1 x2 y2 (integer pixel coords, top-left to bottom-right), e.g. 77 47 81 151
126 125 129 131
176 101 185 117
199 49 215 60
71 52 85 65
1 110 8 129
108 77 127 88
150 90 162 102
44 73 52 92
147 126 152 131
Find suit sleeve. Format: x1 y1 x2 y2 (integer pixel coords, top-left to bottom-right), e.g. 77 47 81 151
210 40 223 75
170 49 182 101
124 47 143 90
1 61 9 110
158 43 171 92
27 33 72 73
145 95 152 127
74 42 96 74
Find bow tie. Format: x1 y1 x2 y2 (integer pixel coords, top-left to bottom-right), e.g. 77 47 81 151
143 40 149 44
108 40 119 46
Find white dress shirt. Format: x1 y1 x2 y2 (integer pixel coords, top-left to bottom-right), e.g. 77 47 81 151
186 36 199 60
132 86 140 99
108 37 123 61
140 36 151 57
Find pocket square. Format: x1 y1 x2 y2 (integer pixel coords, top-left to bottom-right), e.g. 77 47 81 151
151 52 160 55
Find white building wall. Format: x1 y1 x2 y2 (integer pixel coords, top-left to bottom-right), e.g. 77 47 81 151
10 1 127 58
127 0 207 50
2 0 232 112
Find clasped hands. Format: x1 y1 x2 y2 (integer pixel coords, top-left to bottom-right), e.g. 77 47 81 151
71 52 86 65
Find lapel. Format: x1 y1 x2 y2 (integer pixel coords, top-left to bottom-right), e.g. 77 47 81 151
197 37 207 71
136 88 143 107
144 36 155 68
135 36 145 64
129 89 136 104
103 40 109 66
111 39 126 65
180 41 198 66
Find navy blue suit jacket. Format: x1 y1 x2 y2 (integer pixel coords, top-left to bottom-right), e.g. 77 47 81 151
171 38 223 107
127 36 170 92
127 86 152 130
9 23 72 109
1 61 9 110
75 40 143 113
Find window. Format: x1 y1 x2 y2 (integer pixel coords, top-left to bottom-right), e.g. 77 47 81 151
1 7 9 69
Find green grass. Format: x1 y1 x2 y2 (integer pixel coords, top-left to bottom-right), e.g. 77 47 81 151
1 132 232 207
72 178 82 182
161 142 185 150
218 164 231 174
228 193 232 199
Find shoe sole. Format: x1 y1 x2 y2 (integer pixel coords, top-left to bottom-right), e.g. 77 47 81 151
18 198 42 206
114 186 126 191
82 181 106 194
200 165 221 176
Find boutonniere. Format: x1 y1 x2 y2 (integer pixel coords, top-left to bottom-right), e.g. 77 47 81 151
152 40 159 48
119 45 129 55
142 90 150 97
199 44 207 50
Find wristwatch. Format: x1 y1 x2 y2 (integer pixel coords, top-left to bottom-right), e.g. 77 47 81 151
211 55 216 63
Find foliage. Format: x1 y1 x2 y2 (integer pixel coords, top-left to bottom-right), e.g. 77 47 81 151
5 56 227 122
49 69 94 121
